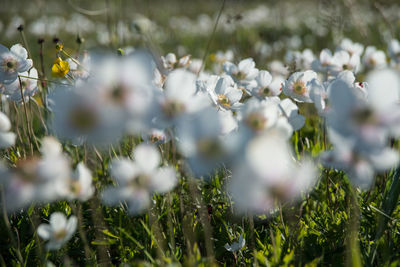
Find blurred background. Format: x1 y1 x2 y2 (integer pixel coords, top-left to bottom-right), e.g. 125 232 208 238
0 0 399 70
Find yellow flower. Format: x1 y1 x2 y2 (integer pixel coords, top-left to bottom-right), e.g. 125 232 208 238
52 57 69 78
55 43 64 51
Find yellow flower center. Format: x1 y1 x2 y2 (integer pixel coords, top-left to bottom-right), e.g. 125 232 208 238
54 229 67 241
217 94 231 108
292 81 306 95
68 106 98 133
245 113 266 131
197 138 224 159
162 100 186 118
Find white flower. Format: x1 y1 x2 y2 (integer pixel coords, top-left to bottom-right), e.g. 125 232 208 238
278 98 305 132
208 75 242 110
142 128 171 145
388 39 400 65
56 163 94 201
224 235 246 252
321 129 399 189
102 143 177 214
285 49 315 70
37 212 77 250
87 51 156 135
248 70 281 99
338 38 364 56
0 111 16 148
327 69 400 147
152 69 210 129
176 107 237 176
228 131 316 213
239 98 280 135
161 53 177 70
3 67 39 102
312 49 359 76
0 44 32 84
363 46 387 69
282 70 317 102
49 82 127 146
224 58 259 90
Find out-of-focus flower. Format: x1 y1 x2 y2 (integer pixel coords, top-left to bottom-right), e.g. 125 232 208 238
363 46 387 69
0 111 16 148
327 69 400 147
0 137 71 212
102 143 177 214
0 44 32 83
321 128 399 189
285 49 315 70
37 212 77 250
176 108 237 176
152 68 210 129
388 39 400 65
224 235 246 252
87 51 156 135
142 128 171 145
312 49 360 76
55 163 94 201
228 130 316 213
338 38 364 56
51 57 69 78
49 81 127 146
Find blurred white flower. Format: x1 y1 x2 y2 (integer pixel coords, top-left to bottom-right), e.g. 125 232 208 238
176 107 237 176
0 111 16 148
152 69 210 129
224 235 246 252
102 143 177 214
49 82 127 146
338 38 364 56
321 128 399 189
363 46 386 69
228 131 316 213
388 39 400 65
56 163 94 201
37 212 77 250
312 49 359 76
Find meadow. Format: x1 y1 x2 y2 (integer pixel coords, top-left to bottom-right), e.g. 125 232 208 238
1 0 400 266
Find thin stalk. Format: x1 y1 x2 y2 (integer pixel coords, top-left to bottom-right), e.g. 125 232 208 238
188 178 215 262
1 187 24 265
197 0 226 76
18 76 34 155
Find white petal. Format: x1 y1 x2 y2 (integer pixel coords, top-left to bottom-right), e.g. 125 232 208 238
66 216 77 237
134 144 160 172
0 112 11 131
50 212 67 232
37 224 52 240
0 132 16 148
366 69 400 109
10 44 28 59
110 158 138 184
151 167 177 193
